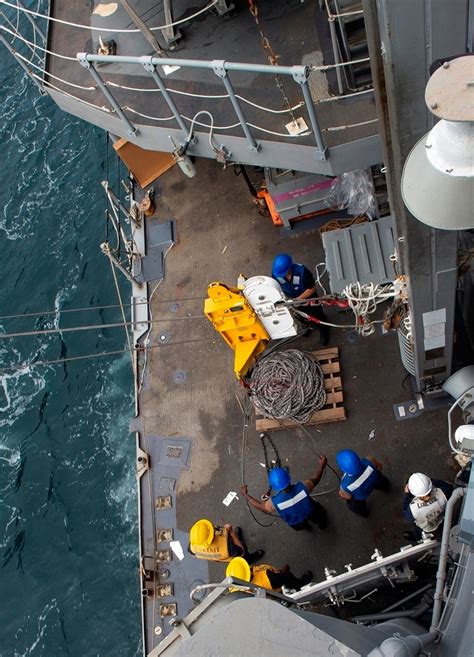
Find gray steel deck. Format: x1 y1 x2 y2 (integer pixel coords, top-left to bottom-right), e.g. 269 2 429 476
136 159 454 653
46 1 378 150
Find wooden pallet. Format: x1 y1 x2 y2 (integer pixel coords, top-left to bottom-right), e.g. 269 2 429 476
255 347 346 431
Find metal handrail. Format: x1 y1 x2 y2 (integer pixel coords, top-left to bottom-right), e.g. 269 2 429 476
76 52 330 159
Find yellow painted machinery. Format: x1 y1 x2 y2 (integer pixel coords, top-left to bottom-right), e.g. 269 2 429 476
204 277 298 379
204 282 270 379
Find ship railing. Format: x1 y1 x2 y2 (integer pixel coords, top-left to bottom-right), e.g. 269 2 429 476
0 0 50 95
77 53 337 160
323 0 373 94
76 53 379 168
1 2 380 174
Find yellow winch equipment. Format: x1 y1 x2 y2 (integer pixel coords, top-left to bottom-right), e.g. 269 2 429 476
204 282 269 379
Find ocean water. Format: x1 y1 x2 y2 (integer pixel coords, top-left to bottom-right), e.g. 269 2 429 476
0 43 140 657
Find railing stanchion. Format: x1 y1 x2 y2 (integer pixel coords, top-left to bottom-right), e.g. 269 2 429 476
141 57 188 138
212 60 260 152
292 65 328 161
78 53 138 137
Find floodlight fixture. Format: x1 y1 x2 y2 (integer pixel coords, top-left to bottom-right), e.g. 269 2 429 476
401 56 474 230
442 365 474 455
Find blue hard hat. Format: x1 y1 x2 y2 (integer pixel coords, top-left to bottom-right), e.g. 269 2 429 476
268 467 291 491
336 449 362 475
272 253 293 278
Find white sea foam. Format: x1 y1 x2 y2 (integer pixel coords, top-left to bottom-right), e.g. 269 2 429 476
0 444 21 466
0 368 47 429
0 342 49 429
0 444 22 496
53 284 78 331
0 504 22 549
14 598 60 657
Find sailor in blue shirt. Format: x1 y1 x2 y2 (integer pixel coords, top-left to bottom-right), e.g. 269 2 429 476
271 253 329 345
337 449 390 517
241 456 329 531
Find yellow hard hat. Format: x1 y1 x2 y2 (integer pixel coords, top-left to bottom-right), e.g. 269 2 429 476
190 519 214 547
226 557 251 582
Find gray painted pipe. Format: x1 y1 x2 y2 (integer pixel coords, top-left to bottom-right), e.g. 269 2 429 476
381 584 433 613
80 52 303 76
367 631 438 657
367 487 465 656
430 486 465 631
351 601 431 624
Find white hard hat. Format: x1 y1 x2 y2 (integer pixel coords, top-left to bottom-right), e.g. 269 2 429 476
408 473 433 497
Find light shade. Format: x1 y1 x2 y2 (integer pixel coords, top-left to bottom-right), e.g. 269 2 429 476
401 120 474 230
442 365 474 410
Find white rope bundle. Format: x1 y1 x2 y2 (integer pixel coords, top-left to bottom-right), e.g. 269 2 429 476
342 282 395 336
249 349 326 424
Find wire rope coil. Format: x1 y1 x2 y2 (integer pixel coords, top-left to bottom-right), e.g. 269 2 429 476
249 349 326 424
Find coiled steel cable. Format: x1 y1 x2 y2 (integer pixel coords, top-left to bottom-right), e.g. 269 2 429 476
249 349 326 424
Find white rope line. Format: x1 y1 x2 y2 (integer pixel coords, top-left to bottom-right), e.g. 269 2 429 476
322 118 378 132
137 279 162 397
1 9 41 61
13 0 20 36
31 0 38 62
182 114 240 131
14 48 96 90
35 74 111 112
108 80 228 98
23 63 363 138
315 88 374 104
237 95 304 114
324 0 364 20
106 249 135 371
247 122 310 138
122 106 311 138
124 106 175 122
185 109 220 153
108 80 305 115
314 262 328 296
0 0 218 33
327 9 363 18
341 282 395 336
125 107 313 137
105 186 132 255
0 339 213 374
310 56 370 72
0 22 77 60
164 87 228 99
124 105 239 129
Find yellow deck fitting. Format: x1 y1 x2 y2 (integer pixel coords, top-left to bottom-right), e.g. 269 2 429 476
204 282 269 379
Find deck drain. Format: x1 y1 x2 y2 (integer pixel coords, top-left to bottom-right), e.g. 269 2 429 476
160 568 170 580
155 495 173 510
166 445 183 459
157 528 174 543
157 584 174 598
154 626 163 636
160 603 177 618
169 302 181 313
172 370 186 384
156 549 172 563
158 331 171 344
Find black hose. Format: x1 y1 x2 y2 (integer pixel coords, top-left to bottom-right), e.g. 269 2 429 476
233 164 258 199
240 396 341 526
241 397 279 527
